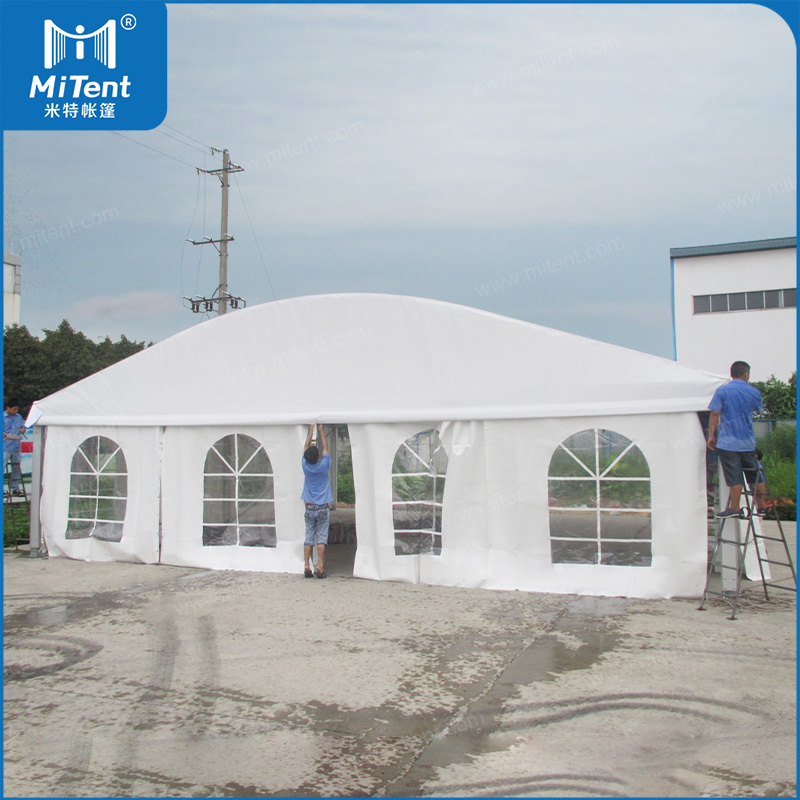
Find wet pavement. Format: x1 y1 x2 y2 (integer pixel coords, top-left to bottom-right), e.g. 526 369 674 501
4 522 796 797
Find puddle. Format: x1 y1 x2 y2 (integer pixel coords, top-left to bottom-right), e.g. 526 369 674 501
386 596 627 795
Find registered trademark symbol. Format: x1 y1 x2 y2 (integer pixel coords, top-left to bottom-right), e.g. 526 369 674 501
120 14 136 30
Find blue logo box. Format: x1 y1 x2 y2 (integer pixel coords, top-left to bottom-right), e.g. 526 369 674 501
1 1 167 130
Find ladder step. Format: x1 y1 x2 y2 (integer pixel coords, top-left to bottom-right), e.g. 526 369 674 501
753 534 789 543
759 559 794 568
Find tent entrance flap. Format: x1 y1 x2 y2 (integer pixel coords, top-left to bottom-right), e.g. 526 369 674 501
323 425 357 577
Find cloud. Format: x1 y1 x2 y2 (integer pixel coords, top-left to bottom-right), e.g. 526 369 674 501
68 291 180 320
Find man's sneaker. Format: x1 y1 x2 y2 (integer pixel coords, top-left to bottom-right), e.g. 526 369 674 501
756 507 768 517
716 507 742 518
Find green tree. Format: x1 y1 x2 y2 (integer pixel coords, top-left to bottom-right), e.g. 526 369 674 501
3 321 149 412
2 324 47 407
752 373 796 419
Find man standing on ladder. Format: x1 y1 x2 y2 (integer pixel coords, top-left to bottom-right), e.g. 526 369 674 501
3 398 26 497
706 361 765 518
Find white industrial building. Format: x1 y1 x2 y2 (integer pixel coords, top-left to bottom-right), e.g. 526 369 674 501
3 253 21 327
671 237 796 382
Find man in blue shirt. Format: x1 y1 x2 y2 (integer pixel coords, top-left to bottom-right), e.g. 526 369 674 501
302 424 333 578
707 361 765 517
3 398 26 496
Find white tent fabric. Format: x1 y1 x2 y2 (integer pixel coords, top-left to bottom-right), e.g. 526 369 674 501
31 293 728 598
29 293 725 427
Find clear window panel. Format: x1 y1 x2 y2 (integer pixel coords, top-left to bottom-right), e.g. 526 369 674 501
600 481 650 510
395 531 422 556
728 292 746 311
599 510 652 540
68 496 97 519
783 288 796 307
239 526 277 547
203 525 238 546
239 500 275 525
765 290 781 308
70 448 94 473
97 474 127 498
693 295 711 314
599 541 652 566
65 520 94 539
204 448 233 474
238 476 271 500
746 291 764 309
204 475 236 499
597 430 635 473
393 502 436 531
96 498 127 522
78 438 100 469
710 293 728 312
100 450 126 473
203 500 237 525
548 479 597 509
92 522 124 543
549 510 598 538
392 474 434 503
551 539 599 564
241 447 271 474
69 474 98 496
549 445 594 477
603 445 650 478
559 431 596 473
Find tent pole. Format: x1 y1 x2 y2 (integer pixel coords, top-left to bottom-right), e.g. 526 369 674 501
29 425 45 558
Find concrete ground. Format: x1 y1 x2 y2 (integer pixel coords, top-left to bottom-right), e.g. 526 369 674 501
4 522 796 797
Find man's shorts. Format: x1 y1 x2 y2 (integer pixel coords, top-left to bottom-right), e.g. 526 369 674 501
304 504 330 546
717 449 758 487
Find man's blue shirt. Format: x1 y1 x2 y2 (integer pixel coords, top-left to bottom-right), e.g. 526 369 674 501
301 452 333 505
708 379 764 451
3 412 25 454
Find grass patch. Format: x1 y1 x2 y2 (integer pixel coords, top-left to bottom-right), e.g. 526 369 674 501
4 502 30 547
757 425 796 521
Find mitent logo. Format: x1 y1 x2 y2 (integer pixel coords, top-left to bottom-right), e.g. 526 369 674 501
1 2 166 131
44 19 117 69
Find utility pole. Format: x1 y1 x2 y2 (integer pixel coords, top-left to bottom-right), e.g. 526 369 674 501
185 148 247 315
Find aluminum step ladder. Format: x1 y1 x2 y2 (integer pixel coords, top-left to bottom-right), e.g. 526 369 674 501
699 465 796 619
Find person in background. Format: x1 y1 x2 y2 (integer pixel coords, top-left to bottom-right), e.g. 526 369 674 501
707 361 764 518
301 423 333 578
3 398 26 497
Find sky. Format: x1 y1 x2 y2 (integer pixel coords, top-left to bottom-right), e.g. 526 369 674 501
3 2 797 357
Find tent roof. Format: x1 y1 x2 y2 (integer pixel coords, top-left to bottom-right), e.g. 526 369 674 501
30 293 726 426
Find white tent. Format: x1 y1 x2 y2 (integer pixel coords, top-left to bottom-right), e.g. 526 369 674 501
29 293 726 598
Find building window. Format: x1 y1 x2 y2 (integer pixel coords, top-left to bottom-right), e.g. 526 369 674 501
765 289 781 309
728 292 746 311
710 293 728 312
66 436 127 542
746 291 764 310
548 429 651 566
693 295 711 314
693 288 796 314
392 429 447 556
203 434 276 547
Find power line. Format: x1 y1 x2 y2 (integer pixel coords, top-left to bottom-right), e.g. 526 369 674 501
179 170 205 308
110 131 197 169
161 123 222 155
234 174 277 301
154 127 211 157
